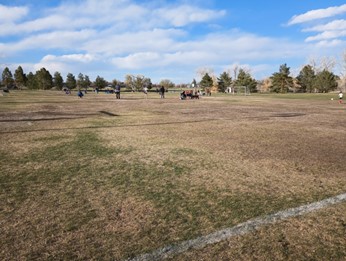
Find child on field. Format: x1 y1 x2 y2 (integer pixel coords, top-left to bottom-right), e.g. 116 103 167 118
339 91 343 104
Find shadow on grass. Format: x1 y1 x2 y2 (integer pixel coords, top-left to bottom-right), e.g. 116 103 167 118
0 117 87 122
99 111 119 116
0 118 220 134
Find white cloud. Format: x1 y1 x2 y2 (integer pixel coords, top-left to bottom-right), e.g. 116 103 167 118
0 4 28 22
81 28 186 57
288 4 346 25
287 5 346 51
112 52 162 69
154 5 226 27
42 54 95 63
196 31 306 61
305 30 346 42
33 53 99 77
2 1 344 83
107 30 306 76
15 15 70 34
33 61 69 75
303 19 346 32
314 39 345 48
2 29 96 54
0 0 226 37
52 0 149 30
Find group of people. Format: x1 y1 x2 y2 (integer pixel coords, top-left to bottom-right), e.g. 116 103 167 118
72 85 204 100
93 85 165 99
65 87 345 102
180 90 201 100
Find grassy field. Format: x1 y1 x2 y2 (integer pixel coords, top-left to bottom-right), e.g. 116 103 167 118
0 90 345 260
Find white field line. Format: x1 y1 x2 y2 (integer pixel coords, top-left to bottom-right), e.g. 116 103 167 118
126 193 346 261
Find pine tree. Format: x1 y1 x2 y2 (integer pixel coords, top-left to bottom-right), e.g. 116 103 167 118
217 72 232 92
26 72 37 89
2 67 14 88
94 75 107 89
77 73 90 90
14 66 27 89
53 72 64 90
235 69 257 93
199 73 213 90
191 78 197 88
270 64 294 93
35 68 53 90
66 73 77 89
84 75 91 89
296 65 315 93
314 70 338 93
77 73 84 89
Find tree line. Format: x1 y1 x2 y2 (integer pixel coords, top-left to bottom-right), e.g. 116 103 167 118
0 63 342 93
197 63 340 93
0 66 159 92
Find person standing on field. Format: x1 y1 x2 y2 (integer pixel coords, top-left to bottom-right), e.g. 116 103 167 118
339 91 343 104
160 85 165 99
115 84 121 99
143 86 148 99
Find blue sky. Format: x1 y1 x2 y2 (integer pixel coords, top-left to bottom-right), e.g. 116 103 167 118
1 0 346 84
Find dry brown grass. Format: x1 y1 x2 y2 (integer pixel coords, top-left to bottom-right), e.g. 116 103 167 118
0 90 345 260
170 203 346 261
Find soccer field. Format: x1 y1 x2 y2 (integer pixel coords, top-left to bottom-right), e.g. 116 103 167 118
1 90 345 260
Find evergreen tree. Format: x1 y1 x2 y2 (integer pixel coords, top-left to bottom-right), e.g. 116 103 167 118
66 73 77 89
314 70 338 93
217 72 232 92
84 75 91 88
77 73 91 90
26 72 37 89
199 73 213 90
14 66 27 89
270 64 294 93
94 75 107 89
191 78 198 88
77 73 85 89
35 68 53 90
234 69 257 93
296 65 315 93
53 72 64 90
2 67 14 88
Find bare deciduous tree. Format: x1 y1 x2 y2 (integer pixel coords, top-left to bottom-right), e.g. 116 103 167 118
196 67 214 81
309 56 336 73
339 50 346 92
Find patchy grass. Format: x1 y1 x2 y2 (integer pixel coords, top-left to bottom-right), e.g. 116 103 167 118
0 90 345 260
170 203 346 261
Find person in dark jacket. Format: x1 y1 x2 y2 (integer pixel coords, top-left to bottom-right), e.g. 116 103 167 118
115 84 121 99
160 86 165 99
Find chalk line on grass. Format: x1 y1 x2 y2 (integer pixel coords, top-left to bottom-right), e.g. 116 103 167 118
126 193 346 261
